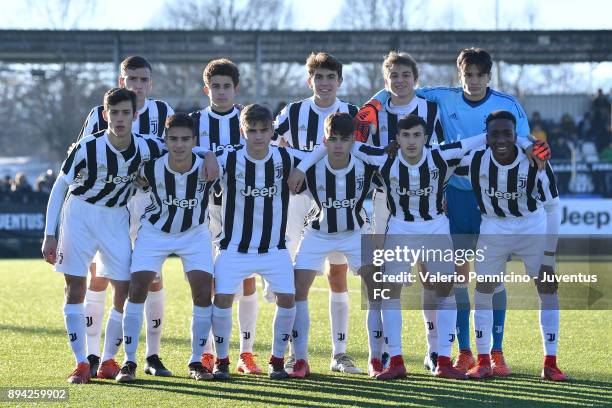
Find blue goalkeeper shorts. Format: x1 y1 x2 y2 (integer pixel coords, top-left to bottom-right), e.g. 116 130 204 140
446 184 481 251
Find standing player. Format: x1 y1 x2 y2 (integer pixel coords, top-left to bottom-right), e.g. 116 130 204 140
358 48 544 374
189 59 262 375
208 104 320 380
274 52 361 373
117 114 217 382
78 56 174 378
354 51 445 372
452 110 568 381
41 88 164 383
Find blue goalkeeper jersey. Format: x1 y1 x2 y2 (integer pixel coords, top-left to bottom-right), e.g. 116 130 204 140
374 87 530 190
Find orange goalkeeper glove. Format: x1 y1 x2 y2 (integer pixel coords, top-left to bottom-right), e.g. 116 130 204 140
354 99 382 142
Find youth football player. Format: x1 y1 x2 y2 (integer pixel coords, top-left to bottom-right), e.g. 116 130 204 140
116 113 217 383
208 104 321 380
78 56 174 378
357 48 549 374
273 52 360 373
452 110 567 381
42 88 165 383
189 58 262 375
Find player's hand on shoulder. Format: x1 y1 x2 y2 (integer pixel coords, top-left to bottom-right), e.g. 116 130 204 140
354 99 382 142
41 235 57 265
385 140 400 159
136 176 149 189
526 138 551 171
202 151 220 181
287 168 305 193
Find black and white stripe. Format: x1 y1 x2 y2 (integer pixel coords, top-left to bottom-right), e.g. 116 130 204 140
368 97 443 147
61 131 164 207
455 146 559 218
141 153 212 233
78 99 174 140
353 141 480 222
217 146 303 253
303 156 377 233
274 97 358 151
190 106 243 152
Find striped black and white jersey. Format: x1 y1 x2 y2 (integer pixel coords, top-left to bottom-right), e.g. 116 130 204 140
216 145 311 253
140 153 213 233
302 156 378 233
61 130 165 207
351 136 487 222
274 97 358 151
360 97 444 147
78 99 174 140
190 106 243 152
455 145 559 218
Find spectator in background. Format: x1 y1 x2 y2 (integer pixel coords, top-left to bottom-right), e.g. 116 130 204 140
548 126 572 160
560 113 577 136
11 172 32 194
531 123 547 142
0 175 11 194
35 169 56 194
600 142 612 163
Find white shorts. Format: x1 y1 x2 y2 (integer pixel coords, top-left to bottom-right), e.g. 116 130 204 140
131 221 214 275
214 249 294 295
372 189 390 235
384 216 455 278
294 227 367 275
128 189 151 242
55 196 131 281
208 202 223 243
475 211 547 278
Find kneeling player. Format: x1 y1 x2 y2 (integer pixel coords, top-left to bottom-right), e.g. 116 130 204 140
453 110 568 381
117 114 217 382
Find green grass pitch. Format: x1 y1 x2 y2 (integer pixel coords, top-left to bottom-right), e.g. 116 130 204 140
1 258 611 407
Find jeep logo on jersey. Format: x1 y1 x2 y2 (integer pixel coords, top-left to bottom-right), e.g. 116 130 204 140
241 185 277 197
300 141 319 151
212 143 238 152
162 195 199 209
322 197 357 209
396 186 433 196
485 187 522 200
102 173 137 184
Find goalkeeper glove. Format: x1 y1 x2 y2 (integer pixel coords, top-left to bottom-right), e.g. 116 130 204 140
354 99 382 142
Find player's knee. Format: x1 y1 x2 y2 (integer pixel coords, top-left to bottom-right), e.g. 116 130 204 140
111 280 129 312
535 278 558 294
192 291 212 308
275 293 295 308
435 282 454 297
475 281 497 294
327 265 348 292
242 277 256 296
64 276 87 303
149 279 163 292
129 272 154 302
88 274 109 291
214 294 234 308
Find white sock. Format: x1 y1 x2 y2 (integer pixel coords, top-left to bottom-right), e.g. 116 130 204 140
202 328 214 354
367 301 384 361
381 298 403 357
272 305 296 358
145 289 164 357
473 290 493 355
539 293 560 356
422 288 438 355
437 295 457 358
84 289 105 358
122 301 145 363
212 306 233 359
101 308 123 362
63 303 87 364
329 291 349 356
238 292 259 353
190 305 213 364
292 300 310 360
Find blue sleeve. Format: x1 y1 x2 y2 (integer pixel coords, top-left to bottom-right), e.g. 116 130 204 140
513 102 531 138
414 87 450 103
372 89 390 105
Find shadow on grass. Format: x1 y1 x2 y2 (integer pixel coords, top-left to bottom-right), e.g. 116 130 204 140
89 370 612 408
